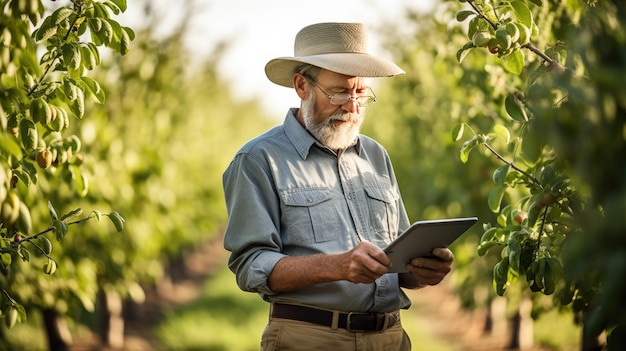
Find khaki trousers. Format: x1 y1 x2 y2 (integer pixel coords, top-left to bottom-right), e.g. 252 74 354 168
261 317 412 351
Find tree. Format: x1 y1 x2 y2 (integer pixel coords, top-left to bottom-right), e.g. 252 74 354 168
449 0 625 349
367 0 624 349
2 0 277 348
1 0 129 349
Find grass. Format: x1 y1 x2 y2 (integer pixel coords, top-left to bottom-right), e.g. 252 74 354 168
154 263 267 351
534 308 582 350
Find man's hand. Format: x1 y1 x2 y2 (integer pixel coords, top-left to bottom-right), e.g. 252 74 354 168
400 247 454 289
341 241 391 284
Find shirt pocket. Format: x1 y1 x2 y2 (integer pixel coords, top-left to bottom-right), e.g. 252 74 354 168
280 188 340 243
364 185 399 241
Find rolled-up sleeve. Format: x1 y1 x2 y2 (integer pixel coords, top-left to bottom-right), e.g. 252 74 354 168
223 151 286 296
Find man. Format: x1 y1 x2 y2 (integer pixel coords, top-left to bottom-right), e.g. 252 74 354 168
223 22 454 350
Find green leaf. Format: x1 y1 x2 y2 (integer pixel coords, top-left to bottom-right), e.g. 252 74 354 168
30 98 51 124
62 43 81 71
119 28 130 55
79 44 97 70
493 259 509 296
107 211 125 232
22 161 38 185
100 19 114 45
510 1 533 28
19 247 30 262
456 10 475 22
488 185 507 212
504 93 527 121
477 240 502 256
92 2 111 18
493 124 511 144
19 118 38 151
68 135 82 152
51 7 74 25
467 16 490 41
14 303 26 324
60 207 83 221
110 0 127 12
501 49 524 75
528 0 542 6
53 220 69 241
1 253 12 266
89 17 103 33
460 136 479 163
63 78 78 100
92 210 102 222
48 201 59 221
103 1 121 15
456 41 475 63
71 88 85 118
493 164 510 185
507 238 522 271
34 18 58 42
452 123 465 142
80 76 105 103
122 26 135 41
39 237 52 255
88 42 102 65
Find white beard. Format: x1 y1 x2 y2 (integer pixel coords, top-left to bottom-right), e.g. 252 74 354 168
301 90 364 150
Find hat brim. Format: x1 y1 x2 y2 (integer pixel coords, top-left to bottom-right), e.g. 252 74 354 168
265 53 405 87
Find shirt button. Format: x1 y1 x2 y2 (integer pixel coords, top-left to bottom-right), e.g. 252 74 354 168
307 198 313 203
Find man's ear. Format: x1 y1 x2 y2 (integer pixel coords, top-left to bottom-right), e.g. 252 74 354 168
293 74 309 100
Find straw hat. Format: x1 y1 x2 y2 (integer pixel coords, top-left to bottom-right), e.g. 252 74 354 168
265 22 405 87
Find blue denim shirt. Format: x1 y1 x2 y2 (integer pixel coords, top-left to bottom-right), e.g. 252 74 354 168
223 108 412 312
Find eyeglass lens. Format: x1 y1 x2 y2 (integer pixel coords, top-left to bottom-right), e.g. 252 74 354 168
329 92 375 107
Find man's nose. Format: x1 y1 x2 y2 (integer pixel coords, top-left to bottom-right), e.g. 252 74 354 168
341 98 359 113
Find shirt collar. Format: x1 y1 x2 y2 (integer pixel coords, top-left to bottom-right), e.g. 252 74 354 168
283 108 362 159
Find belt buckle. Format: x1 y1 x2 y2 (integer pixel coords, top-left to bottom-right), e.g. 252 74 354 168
346 312 386 332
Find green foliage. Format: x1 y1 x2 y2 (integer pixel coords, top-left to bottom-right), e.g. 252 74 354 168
367 7 501 313
448 0 626 347
1 0 130 330
372 0 624 348
3 1 273 346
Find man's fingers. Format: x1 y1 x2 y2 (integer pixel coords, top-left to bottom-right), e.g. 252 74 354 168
432 247 454 261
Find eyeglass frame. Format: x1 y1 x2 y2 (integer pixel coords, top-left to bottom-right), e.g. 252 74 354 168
302 74 377 107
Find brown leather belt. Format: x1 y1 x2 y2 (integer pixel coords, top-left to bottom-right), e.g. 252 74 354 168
271 303 400 332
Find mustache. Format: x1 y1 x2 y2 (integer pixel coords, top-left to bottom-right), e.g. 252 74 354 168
327 112 363 123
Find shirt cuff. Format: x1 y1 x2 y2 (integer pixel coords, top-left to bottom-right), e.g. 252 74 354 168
245 250 286 296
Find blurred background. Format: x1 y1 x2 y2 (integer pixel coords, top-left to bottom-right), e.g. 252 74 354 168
3 0 625 350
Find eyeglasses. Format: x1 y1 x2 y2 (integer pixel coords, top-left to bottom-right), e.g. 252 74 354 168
306 78 377 107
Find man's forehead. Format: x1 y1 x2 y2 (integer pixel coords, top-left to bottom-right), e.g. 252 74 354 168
317 69 369 87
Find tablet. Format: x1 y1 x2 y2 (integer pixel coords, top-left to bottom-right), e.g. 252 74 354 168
384 217 478 273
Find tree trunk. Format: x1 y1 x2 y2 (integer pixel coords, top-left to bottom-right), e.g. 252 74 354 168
507 310 521 349
483 301 494 334
505 298 534 350
41 308 72 351
581 310 603 350
97 289 125 349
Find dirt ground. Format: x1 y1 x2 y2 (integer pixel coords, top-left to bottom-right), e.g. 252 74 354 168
70 238 551 351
